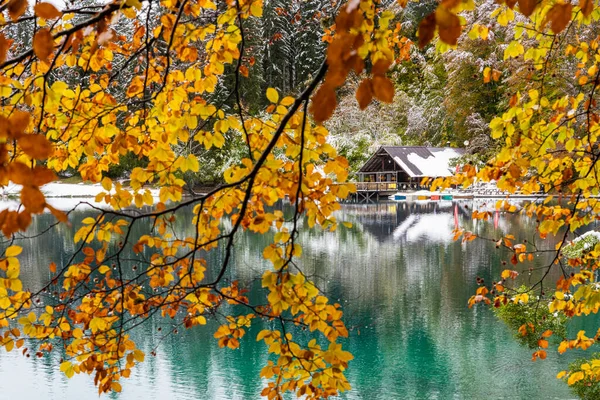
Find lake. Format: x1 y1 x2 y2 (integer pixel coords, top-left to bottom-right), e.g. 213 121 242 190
0 200 592 399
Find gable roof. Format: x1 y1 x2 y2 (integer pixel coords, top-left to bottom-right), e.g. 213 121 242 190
359 146 465 178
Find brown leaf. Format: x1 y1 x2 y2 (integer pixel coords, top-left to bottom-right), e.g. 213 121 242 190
0 34 9 65
8 0 28 21
418 13 437 48
34 3 62 19
8 110 30 138
580 0 594 17
544 3 573 33
31 166 56 187
47 204 68 223
436 6 461 46
310 84 337 123
372 59 392 75
441 0 462 10
518 0 537 17
8 162 32 185
372 76 395 103
348 55 364 75
21 186 46 213
18 134 53 159
506 0 518 9
33 28 54 62
356 78 373 110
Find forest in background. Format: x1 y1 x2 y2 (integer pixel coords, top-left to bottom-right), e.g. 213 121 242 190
41 0 519 184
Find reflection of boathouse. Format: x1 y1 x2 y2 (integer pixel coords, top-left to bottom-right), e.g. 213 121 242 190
344 201 471 242
353 146 465 201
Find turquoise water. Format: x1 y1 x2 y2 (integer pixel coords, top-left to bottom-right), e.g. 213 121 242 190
0 200 592 399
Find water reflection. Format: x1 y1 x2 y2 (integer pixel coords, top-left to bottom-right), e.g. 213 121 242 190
0 201 591 399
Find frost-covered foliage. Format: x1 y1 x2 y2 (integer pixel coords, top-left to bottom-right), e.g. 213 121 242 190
494 287 567 349
563 232 600 260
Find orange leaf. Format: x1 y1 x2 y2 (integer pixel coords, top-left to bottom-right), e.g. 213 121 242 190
0 34 9 65
47 204 68 223
49 262 56 273
21 186 46 213
8 110 30 138
483 67 491 83
580 0 593 17
372 59 391 75
418 13 436 48
356 78 373 110
8 0 28 21
31 166 56 186
435 6 461 46
542 329 552 338
33 28 54 62
34 3 62 19
518 0 537 17
372 76 394 103
310 84 337 123
441 0 461 9
543 3 573 34
19 134 53 159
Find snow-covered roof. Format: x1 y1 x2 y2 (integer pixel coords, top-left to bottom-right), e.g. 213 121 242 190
359 146 465 178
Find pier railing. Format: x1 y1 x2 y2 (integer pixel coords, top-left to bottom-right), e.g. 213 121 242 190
354 182 427 192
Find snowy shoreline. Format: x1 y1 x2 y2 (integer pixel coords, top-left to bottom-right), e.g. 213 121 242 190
0 182 161 212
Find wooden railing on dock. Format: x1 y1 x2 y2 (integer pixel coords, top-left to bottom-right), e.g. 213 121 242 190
353 181 426 192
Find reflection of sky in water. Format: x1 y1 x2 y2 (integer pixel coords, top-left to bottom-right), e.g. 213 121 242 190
0 200 594 399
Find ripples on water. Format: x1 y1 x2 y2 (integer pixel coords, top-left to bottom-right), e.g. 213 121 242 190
0 200 592 399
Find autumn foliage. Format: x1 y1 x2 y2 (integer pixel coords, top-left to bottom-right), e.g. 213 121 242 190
0 0 600 398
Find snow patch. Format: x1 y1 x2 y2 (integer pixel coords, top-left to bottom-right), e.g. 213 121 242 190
406 148 460 177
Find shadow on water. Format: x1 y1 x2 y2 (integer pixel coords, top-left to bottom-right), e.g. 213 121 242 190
0 200 594 399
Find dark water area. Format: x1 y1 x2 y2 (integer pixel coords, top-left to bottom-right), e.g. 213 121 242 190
0 200 594 399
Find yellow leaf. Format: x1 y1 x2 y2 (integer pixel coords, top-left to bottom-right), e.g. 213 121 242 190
101 177 112 191
60 361 75 378
568 371 584 385
266 87 279 104
111 382 122 392
132 349 145 362
5 245 22 257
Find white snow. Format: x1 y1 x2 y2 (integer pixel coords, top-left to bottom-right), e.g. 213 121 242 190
0 182 161 212
393 156 418 177
406 148 461 177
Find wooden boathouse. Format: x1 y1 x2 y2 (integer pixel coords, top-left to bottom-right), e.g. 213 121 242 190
352 146 465 201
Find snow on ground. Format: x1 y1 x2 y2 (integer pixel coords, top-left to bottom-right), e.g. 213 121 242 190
0 182 161 212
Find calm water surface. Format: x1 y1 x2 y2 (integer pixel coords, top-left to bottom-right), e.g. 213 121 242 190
0 200 593 399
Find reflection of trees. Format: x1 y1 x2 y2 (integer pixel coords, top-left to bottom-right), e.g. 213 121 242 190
5 201 584 398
